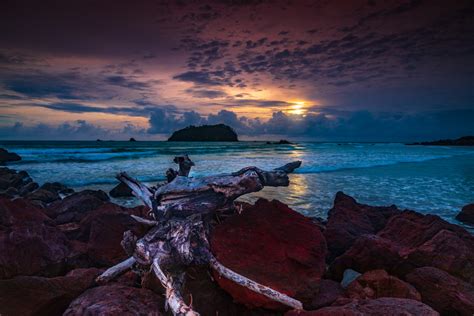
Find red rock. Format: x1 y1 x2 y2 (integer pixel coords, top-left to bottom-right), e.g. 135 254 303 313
330 211 474 283
0 197 50 226
456 203 474 224
324 192 399 260
45 189 109 224
285 298 438 316
346 269 420 300
0 268 100 316
63 284 165 315
210 198 327 310
406 266 474 315
0 223 70 279
78 203 149 266
307 279 346 310
330 235 403 280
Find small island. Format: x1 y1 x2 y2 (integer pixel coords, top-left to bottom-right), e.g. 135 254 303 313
168 124 238 142
407 136 474 146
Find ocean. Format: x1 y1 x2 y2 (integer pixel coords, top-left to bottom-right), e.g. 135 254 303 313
1 141 473 228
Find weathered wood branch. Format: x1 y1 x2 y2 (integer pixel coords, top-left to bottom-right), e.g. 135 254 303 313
101 158 303 315
208 253 303 309
152 259 198 316
96 257 136 284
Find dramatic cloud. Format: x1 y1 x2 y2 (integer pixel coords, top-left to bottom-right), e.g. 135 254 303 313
0 0 472 140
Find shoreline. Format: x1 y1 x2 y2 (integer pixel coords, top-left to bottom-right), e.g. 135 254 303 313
0 149 473 315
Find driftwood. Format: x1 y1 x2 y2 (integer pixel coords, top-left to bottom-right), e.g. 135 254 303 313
97 156 303 315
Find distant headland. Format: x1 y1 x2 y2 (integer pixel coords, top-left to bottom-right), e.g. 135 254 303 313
168 124 238 142
407 136 474 146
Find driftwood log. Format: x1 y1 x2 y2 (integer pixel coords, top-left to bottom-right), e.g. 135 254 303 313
97 155 303 315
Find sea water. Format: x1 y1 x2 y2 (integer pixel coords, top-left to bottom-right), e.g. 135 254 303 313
2 141 473 228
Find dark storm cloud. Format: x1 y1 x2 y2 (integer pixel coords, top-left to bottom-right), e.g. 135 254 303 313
144 107 474 141
173 71 222 86
0 120 146 140
105 75 151 90
4 74 79 99
185 89 228 99
31 102 154 117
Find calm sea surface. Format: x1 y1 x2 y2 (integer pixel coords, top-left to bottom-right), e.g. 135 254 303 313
2 141 473 228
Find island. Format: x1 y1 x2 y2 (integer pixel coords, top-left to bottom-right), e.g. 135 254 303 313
407 136 474 146
168 124 238 142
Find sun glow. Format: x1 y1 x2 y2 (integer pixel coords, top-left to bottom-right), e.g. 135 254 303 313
287 101 307 115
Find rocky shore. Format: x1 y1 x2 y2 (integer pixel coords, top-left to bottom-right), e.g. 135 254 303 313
0 150 473 316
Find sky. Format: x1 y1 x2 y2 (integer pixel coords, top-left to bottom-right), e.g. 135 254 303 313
0 0 473 141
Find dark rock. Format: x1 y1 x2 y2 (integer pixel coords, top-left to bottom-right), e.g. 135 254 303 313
406 267 474 315
0 223 70 279
45 189 109 224
346 269 421 301
77 203 149 266
456 203 474 224
0 197 50 226
129 137 137 142
330 210 474 283
109 182 133 198
183 266 256 315
307 279 346 310
26 188 61 204
324 192 399 261
19 181 39 196
0 167 33 191
41 182 74 195
267 139 293 145
168 124 238 141
63 284 165 315
0 268 101 316
407 136 474 146
0 148 21 164
285 298 438 316
210 198 327 310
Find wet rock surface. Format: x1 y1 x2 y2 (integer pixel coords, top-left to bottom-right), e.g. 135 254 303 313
211 198 327 310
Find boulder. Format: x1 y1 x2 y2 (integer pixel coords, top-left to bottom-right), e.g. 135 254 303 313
285 298 438 316
0 268 101 316
77 203 149 266
456 203 474 224
18 181 39 196
0 167 34 191
40 182 74 195
306 279 346 310
26 188 61 204
182 266 256 315
330 211 474 283
324 192 399 261
210 198 327 310
406 267 474 315
63 284 165 315
0 197 50 226
45 189 109 224
346 269 420 300
109 182 133 198
0 148 21 164
0 223 70 279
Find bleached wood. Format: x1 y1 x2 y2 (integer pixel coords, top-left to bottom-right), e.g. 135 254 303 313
152 258 199 316
208 254 303 310
96 256 136 283
130 214 159 226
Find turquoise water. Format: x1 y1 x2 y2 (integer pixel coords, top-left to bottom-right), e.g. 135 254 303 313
1 141 473 228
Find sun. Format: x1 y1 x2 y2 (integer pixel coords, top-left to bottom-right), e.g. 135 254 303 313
288 101 306 115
